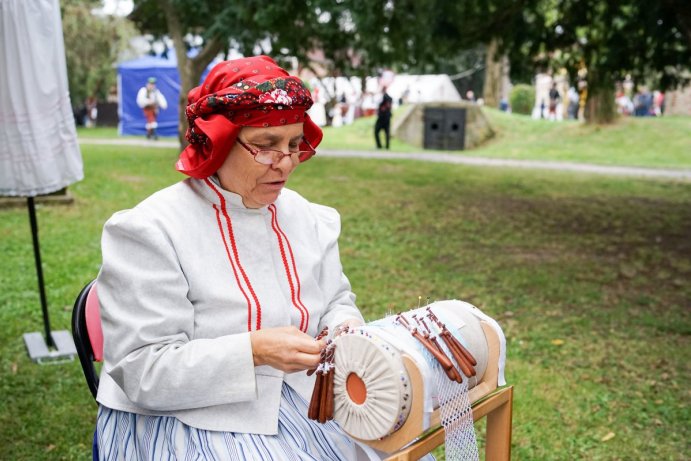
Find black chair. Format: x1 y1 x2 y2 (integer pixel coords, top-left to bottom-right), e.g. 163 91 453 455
71 279 102 400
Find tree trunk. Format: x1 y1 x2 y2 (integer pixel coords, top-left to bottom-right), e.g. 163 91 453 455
585 72 617 124
176 57 213 148
177 61 194 148
482 38 508 109
159 0 224 149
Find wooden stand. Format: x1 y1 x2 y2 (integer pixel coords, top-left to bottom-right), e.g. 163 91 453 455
383 386 514 461
358 321 512 460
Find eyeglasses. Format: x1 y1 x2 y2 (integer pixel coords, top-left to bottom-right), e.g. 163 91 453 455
236 137 316 166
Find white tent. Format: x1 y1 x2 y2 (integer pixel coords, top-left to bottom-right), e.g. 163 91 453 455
313 74 462 105
383 74 462 104
305 74 462 126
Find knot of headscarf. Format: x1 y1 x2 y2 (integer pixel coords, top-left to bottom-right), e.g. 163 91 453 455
176 55 323 179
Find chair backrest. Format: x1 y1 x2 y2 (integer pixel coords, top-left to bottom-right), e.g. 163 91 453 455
71 280 103 399
85 284 103 361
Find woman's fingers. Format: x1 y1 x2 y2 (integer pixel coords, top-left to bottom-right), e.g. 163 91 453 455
250 326 325 372
285 352 322 372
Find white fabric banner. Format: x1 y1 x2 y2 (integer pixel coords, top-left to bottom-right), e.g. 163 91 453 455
0 0 83 196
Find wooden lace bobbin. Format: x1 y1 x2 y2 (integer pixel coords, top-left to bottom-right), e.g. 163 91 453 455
308 368 324 421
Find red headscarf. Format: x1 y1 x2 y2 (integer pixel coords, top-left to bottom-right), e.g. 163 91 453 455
176 55 323 179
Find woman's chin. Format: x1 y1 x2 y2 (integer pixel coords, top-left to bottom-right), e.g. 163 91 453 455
246 190 283 208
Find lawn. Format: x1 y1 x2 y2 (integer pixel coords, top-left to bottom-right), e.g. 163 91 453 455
1 137 689 459
476 110 691 169
318 109 691 169
81 109 691 170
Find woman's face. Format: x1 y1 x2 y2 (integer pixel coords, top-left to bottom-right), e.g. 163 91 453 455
217 123 304 208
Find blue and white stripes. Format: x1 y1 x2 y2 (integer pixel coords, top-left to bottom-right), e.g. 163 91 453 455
96 384 359 460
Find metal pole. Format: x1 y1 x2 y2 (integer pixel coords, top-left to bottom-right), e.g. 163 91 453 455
27 196 55 348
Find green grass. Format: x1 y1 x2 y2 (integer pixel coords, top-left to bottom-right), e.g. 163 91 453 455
80 110 691 170
318 108 691 169
477 110 691 169
2 140 689 459
76 126 176 140
318 107 425 153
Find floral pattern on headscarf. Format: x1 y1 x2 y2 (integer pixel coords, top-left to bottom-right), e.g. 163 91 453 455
185 76 313 146
258 88 292 105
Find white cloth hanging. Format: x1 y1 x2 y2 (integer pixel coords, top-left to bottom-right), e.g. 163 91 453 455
0 0 83 196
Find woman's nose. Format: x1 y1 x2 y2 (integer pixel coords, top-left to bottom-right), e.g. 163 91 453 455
271 153 298 173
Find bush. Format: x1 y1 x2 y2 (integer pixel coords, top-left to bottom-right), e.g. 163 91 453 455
510 84 535 115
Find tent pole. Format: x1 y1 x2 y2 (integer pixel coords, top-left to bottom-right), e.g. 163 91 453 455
27 196 55 348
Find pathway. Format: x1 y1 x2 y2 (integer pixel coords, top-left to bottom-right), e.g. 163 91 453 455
79 138 691 182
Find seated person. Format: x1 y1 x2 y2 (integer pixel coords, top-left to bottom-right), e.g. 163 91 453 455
95 56 374 460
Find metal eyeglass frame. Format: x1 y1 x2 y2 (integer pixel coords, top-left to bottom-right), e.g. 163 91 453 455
236 137 317 165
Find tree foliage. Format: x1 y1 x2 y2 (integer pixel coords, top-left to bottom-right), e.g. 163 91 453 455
510 84 536 115
303 0 536 79
129 0 307 143
499 0 690 122
62 0 137 107
128 0 540 140
129 0 690 133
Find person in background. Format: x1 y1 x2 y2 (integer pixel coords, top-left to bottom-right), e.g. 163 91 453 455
653 90 665 116
84 95 98 128
548 83 561 121
106 85 118 104
361 91 377 117
499 95 510 112
567 86 580 119
94 56 385 460
399 86 410 105
633 87 654 117
374 86 393 149
615 88 634 116
136 76 168 139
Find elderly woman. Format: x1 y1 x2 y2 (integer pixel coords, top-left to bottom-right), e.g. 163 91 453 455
95 56 371 460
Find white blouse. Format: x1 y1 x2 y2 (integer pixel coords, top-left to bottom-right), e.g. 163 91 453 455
95 177 363 434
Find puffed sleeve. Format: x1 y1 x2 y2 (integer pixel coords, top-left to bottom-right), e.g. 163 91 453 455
135 87 150 109
98 208 257 411
310 203 364 333
156 90 168 110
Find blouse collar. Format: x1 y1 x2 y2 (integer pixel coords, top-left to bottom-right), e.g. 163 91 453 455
190 176 269 214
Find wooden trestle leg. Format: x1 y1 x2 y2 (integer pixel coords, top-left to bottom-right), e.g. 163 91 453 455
383 385 514 461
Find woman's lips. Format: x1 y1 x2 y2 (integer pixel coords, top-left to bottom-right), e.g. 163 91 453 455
263 180 286 190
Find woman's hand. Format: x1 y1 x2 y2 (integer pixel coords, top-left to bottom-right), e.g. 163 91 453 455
250 326 326 373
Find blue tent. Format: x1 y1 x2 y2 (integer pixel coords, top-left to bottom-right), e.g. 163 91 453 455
117 52 220 137
117 55 180 137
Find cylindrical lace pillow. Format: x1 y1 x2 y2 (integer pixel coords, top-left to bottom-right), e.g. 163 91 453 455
333 329 411 440
332 300 496 441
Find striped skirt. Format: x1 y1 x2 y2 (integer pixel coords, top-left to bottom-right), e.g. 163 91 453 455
96 383 371 460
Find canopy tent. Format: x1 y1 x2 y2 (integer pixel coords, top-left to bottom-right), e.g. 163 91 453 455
117 54 220 137
381 75 462 104
117 55 180 137
305 74 462 127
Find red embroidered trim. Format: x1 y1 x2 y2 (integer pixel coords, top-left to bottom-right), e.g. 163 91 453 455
205 179 261 330
269 204 309 332
212 205 253 331
269 206 303 330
